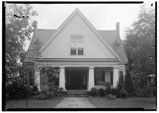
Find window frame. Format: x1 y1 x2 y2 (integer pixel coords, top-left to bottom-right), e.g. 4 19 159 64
70 34 85 56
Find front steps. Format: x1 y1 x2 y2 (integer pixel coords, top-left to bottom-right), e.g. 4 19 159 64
66 90 88 97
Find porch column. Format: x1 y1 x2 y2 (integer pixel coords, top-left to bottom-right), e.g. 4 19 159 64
34 66 41 91
113 66 119 88
123 69 126 82
59 66 66 90
88 66 95 90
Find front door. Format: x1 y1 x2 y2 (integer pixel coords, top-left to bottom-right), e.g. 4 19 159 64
66 69 87 90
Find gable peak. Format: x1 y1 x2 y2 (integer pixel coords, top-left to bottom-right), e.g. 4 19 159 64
72 8 83 15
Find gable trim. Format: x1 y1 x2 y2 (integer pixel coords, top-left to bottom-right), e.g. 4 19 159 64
39 8 121 60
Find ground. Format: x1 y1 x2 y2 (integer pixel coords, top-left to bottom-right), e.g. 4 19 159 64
89 96 156 110
5 97 63 109
5 96 156 110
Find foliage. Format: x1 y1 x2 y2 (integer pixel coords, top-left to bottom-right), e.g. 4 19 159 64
89 87 98 97
124 5 155 91
117 89 128 99
33 93 49 100
135 84 153 97
40 66 60 96
6 77 32 99
124 70 135 96
116 81 128 98
5 4 38 82
111 88 117 96
106 94 116 100
105 82 111 95
98 89 105 97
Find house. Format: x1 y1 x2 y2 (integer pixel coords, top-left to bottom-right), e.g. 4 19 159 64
27 8 128 92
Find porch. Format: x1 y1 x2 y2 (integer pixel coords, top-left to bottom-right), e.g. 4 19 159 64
34 65 125 91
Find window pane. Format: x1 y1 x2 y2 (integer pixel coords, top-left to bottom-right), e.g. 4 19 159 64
70 48 76 55
95 70 105 85
78 48 84 55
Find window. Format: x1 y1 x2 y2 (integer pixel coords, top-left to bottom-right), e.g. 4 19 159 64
78 48 84 55
70 35 84 55
95 70 105 85
70 48 76 55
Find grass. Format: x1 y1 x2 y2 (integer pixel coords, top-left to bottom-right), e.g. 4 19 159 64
5 97 63 109
88 96 156 110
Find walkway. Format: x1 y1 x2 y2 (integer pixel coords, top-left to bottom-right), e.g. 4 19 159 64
55 97 95 108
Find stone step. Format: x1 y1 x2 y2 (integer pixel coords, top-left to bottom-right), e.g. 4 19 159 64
65 94 88 97
67 90 87 96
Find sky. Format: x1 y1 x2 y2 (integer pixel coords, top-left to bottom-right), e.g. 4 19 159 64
24 2 154 50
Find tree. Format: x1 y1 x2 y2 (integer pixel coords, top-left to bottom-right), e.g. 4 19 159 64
124 5 155 89
5 4 38 83
124 70 135 96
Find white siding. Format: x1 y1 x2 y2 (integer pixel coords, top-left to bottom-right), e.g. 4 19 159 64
41 14 117 59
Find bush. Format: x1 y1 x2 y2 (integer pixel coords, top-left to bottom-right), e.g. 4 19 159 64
105 87 111 95
111 88 117 95
32 86 38 92
6 80 32 99
31 86 40 96
116 81 128 98
105 81 111 95
135 85 153 97
33 93 48 100
99 88 105 97
106 94 116 100
124 70 135 96
117 88 128 99
89 87 98 96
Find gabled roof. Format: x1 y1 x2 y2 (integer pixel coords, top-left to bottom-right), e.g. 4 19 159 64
37 8 120 59
28 8 128 64
28 29 128 63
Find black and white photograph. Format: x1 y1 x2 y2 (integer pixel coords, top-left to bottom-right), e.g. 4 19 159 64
3 1 156 111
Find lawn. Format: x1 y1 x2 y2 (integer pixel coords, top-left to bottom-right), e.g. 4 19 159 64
88 96 156 110
5 97 63 110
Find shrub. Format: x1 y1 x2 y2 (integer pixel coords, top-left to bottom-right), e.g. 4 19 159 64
6 80 32 99
118 88 128 98
105 81 111 89
111 88 117 95
33 93 48 100
90 87 98 96
99 88 105 97
116 81 128 98
105 81 111 95
32 86 38 92
124 70 135 96
136 85 153 97
106 94 116 100
40 67 60 97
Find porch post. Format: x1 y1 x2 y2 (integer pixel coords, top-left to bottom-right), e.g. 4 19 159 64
34 66 41 91
113 66 119 88
88 66 95 90
59 66 66 90
123 69 126 82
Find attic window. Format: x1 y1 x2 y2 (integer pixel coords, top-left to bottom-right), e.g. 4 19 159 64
70 35 84 55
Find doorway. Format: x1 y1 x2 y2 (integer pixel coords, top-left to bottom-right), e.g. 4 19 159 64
66 67 88 90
